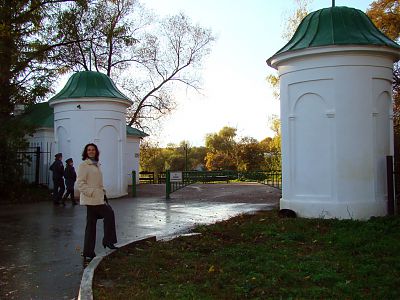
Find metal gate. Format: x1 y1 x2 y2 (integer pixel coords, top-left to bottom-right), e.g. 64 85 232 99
17 142 53 186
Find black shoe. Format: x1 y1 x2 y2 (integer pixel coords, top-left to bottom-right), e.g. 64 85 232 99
103 242 119 250
82 253 96 261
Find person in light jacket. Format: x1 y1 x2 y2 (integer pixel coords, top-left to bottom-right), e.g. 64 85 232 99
77 143 118 262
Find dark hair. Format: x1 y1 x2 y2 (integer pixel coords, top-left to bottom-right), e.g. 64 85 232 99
82 143 100 161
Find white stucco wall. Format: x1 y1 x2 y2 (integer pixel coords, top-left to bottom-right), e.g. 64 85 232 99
126 136 141 185
26 128 55 188
51 98 131 198
270 46 399 219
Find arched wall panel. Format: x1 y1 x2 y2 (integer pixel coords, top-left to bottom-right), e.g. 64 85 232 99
291 93 332 198
98 125 120 196
372 79 393 201
56 125 70 159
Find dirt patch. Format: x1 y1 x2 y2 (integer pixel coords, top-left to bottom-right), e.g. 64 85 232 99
134 182 281 205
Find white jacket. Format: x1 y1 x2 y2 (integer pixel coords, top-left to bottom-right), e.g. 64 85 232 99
77 159 106 206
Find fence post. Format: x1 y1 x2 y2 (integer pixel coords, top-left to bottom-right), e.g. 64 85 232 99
131 170 136 197
166 170 171 199
35 146 40 185
387 155 395 215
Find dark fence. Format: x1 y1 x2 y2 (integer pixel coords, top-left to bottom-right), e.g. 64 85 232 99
16 142 53 186
388 155 400 215
239 170 282 190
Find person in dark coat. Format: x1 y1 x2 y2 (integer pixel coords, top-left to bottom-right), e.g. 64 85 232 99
49 153 65 205
63 158 77 205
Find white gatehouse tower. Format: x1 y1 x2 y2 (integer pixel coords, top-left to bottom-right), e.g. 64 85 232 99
49 71 134 198
267 6 400 219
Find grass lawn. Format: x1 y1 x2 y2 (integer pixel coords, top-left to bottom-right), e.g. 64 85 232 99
93 210 400 299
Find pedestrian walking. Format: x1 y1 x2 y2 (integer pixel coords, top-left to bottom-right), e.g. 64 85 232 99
77 143 118 262
63 158 77 205
49 153 65 205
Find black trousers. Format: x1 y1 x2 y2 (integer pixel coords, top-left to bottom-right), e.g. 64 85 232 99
64 187 75 201
52 178 65 203
83 204 117 257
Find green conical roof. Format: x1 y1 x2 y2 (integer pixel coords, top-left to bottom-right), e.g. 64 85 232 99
269 6 400 61
50 71 129 101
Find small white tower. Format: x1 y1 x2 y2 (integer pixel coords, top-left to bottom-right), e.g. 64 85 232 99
267 6 400 219
49 71 133 198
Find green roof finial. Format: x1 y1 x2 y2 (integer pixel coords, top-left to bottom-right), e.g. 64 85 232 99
332 0 335 7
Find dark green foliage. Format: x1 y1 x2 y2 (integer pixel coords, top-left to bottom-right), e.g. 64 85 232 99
0 118 35 200
0 0 87 200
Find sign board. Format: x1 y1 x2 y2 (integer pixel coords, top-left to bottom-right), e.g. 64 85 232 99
170 171 183 182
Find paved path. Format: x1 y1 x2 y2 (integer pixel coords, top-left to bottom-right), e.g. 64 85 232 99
0 183 280 299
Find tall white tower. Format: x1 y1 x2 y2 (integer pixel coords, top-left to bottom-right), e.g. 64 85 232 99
267 6 400 219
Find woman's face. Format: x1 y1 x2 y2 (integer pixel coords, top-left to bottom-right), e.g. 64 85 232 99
87 145 96 159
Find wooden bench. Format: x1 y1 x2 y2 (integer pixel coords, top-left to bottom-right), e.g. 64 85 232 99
139 171 155 184
202 175 229 183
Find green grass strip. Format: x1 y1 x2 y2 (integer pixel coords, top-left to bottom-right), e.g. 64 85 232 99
93 210 400 299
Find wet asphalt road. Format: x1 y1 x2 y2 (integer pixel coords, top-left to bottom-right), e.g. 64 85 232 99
0 183 279 299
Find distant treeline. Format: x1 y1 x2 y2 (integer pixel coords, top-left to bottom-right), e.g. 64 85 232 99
140 125 281 174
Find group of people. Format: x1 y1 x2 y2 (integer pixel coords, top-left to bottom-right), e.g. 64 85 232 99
50 153 78 206
50 143 118 262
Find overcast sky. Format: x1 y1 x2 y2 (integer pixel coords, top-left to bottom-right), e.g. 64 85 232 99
141 0 374 146
50 1 374 146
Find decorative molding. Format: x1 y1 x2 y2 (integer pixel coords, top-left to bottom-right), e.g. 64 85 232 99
325 110 335 118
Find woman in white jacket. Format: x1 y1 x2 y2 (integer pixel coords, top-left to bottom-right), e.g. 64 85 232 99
77 143 118 261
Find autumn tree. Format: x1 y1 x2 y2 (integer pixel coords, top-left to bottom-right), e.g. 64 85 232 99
139 140 165 173
236 137 264 172
260 115 281 170
205 127 238 170
189 146 207 170
56 0 215 132
163 142 188 171
140 140 206 172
